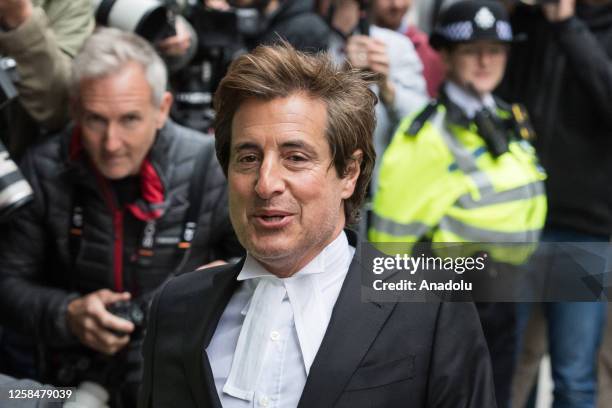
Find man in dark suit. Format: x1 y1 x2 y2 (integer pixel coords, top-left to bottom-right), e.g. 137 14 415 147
139 42 497 408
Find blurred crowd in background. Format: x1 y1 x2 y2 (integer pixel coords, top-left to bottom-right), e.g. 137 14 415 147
0 0 610 407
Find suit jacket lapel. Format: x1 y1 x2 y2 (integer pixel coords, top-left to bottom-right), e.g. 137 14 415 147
298 232 397 408
181 261 243 408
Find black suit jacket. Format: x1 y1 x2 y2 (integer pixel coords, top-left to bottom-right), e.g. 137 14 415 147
139 231 497 407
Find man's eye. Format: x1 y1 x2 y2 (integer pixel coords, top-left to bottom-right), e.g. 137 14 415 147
83 115 106 130
122 114 140 124
85 115 104 124
287 154 307 162
238 154 258 163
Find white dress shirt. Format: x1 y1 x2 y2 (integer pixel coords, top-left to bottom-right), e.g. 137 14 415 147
445 80 497 119
206 231 355 408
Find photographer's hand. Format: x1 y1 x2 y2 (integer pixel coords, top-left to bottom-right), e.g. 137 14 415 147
66 289 135 355
346 35 371 70
543 0 575 22
204 0 230 10
0 0 32 30
157 17 192 57
347 35 396 106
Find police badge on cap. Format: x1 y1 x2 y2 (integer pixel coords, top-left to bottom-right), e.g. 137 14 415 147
430 0 514 50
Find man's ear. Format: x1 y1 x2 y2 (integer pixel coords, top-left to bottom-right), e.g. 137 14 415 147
156 91 174 129
340 149 362 200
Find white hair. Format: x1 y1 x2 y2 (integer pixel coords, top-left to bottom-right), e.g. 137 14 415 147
71 27 168 106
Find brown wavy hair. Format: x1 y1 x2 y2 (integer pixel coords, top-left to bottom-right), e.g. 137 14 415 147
213 42 377 224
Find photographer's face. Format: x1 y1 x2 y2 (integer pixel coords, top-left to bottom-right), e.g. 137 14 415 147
443 41 508 97
76 63 172 180
330 0 360 35
372 0 412 30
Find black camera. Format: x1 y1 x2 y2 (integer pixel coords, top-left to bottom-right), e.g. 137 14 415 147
91 0 177 42
0 57 18 109
43 298 149 405
107 300 147 337
0 57 34 222
0 140 33 222
170 7 254 133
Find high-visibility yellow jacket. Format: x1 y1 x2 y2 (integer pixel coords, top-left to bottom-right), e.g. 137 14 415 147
369 100 547 264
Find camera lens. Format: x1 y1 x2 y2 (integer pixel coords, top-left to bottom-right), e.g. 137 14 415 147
0 141 33 222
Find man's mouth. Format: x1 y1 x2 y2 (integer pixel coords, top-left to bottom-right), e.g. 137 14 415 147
261 215 285 221
252 210 294 228
102 155 125 164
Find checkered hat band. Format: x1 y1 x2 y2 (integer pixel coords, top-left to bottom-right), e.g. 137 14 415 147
439 22 474 41
496 21 513 40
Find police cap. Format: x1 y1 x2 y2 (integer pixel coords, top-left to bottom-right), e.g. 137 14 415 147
430 0 513 50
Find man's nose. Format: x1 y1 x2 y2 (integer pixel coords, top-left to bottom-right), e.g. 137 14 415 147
103 123 122 153
254 156 285 199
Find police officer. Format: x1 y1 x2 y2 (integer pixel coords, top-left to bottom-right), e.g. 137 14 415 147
369 1 547 407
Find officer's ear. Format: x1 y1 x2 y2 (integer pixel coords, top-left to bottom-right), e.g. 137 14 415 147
155 91 173 130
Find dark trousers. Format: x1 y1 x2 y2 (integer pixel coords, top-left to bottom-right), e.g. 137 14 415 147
476 301 517 408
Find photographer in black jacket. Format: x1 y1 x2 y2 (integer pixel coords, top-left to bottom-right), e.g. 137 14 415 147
0 27 242 407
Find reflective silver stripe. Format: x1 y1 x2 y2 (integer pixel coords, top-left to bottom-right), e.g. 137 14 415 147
439 216 541 242
0 151 19 177
457 181 545 209
431 111 496 196
470 171 495 196
370 212 430 237
0 180 33 208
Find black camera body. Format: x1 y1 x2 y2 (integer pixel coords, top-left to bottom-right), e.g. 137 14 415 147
170 7 254 133
0 57 18 109
42 298 149 403
0 57 34 222
107 300 147 337
91 0 177 42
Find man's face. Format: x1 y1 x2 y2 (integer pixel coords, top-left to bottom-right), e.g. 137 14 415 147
76 63 172 180
371 0 412 30
330 0 360 35
228 94 360 277
443 41 508 97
